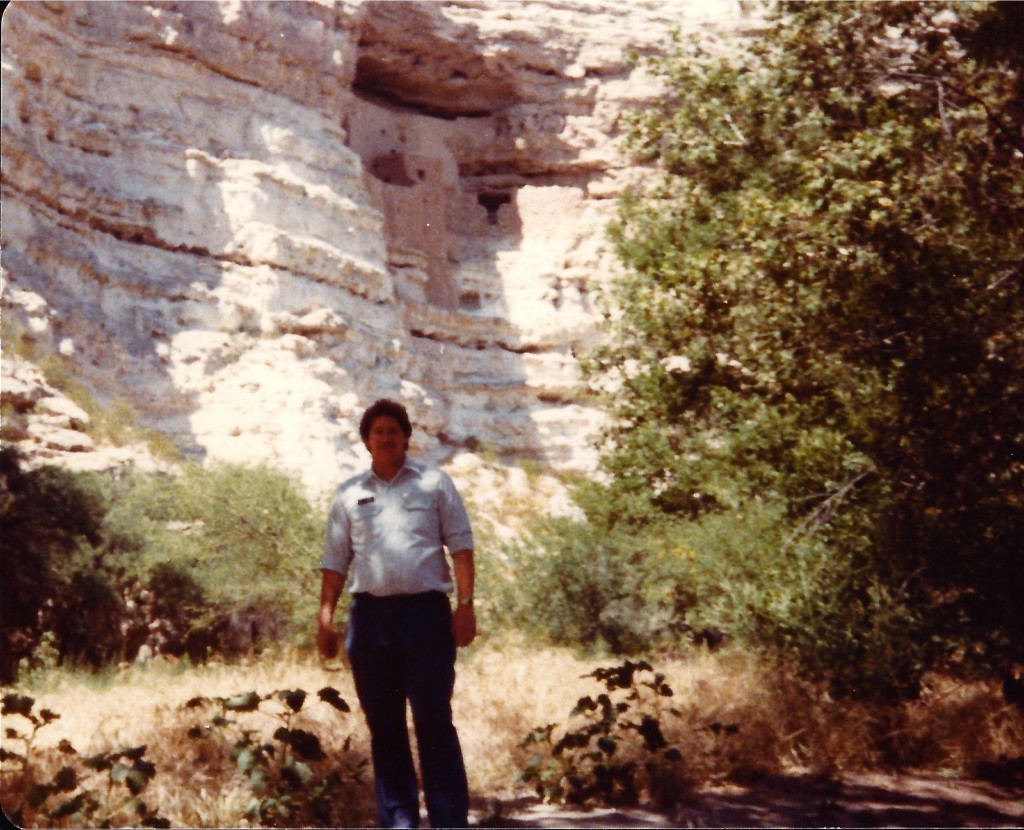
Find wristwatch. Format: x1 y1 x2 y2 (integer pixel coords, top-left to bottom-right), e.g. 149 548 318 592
457 596 474 608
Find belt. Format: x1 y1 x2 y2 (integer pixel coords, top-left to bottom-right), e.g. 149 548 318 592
352 591 446 605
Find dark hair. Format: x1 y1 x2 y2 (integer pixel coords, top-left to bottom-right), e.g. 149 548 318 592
359 398 413 441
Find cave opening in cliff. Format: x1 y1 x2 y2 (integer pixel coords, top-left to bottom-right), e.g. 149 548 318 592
352 56 514 120
353 2 518 119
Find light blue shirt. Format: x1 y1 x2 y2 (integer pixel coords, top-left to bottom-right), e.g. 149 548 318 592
320 459 475 597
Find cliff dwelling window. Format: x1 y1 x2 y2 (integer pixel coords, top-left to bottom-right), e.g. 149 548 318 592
459 291 482 311
477 192 511 226
369 152 416 186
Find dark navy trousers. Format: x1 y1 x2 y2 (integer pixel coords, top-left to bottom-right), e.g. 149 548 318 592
345 592 469 828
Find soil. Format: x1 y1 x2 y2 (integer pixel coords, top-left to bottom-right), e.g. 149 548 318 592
472 771 1024 828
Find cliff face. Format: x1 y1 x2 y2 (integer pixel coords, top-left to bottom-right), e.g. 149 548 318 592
1 0 747 497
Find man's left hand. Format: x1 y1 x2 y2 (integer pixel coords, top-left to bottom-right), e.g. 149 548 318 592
452 604 477 648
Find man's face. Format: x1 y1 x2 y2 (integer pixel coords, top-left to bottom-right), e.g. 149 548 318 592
364 415 408 468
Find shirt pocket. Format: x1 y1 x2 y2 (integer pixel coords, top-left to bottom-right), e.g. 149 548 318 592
350 501 381 545
404 494 435 512
403 494 439 542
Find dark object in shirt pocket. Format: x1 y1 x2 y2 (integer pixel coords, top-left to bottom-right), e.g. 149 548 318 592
353 499 380 522
352 501 381 528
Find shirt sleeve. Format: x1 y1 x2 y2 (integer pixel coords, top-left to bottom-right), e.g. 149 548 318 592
438 471 474 553
320 489 354 577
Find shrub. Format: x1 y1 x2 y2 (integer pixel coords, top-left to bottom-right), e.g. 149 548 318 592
54 571 131 670
504 517 696 655
666 500 935 700
104 461 327 659
0 447 110 681
3 448 327 677
507 485 934 700
184 685 371 827
0 693 167 827
518 660 697 809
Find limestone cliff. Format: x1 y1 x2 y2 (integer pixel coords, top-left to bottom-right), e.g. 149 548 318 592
1 0 750 498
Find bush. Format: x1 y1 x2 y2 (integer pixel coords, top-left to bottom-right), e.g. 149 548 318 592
55 572 131 670
505 515 696 655
0 447 111 681
518 660 695 808
509 482 935 700
660 499 930 698
3 448 326 677
103 461 326 658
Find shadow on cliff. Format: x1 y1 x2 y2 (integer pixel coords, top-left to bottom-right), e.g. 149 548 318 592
346 0 586 463
1 1 277 462
4 0 587 469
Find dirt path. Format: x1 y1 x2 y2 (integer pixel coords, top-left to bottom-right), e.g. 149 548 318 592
473 772 1024 827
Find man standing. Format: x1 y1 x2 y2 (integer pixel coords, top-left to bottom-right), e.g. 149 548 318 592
318 399 476 828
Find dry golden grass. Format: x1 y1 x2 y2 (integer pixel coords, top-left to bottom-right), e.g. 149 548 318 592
4 650 377 827
3 639 1021 827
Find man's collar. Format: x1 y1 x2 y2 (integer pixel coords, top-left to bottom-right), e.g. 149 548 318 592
366 457 423 484
402 459 425 477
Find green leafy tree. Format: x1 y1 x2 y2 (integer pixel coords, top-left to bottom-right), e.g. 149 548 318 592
2 447 326 676
0 447 115 681
506 516 697 654
104 461 326 656
586 1 1023 696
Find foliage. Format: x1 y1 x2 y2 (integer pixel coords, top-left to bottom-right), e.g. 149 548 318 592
17 630 61 681
184 685 369 827
504 516 696 654
518 660 736 808
645 497 931 701
507 491 930 698
0 446 120 682
105 460 326 657
578 1 1024 697
1 446 326 680
0 694 167 827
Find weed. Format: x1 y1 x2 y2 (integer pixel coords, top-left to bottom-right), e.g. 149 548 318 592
184 685 368 827
518 660 714 808
0 693 168 827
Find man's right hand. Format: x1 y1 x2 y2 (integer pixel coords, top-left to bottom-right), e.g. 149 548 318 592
318 569 344 660
317 622 339 660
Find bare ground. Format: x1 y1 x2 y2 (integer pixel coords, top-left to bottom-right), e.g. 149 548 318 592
472 772 1024 828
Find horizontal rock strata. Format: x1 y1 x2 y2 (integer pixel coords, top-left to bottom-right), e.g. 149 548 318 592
1 0 751 497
